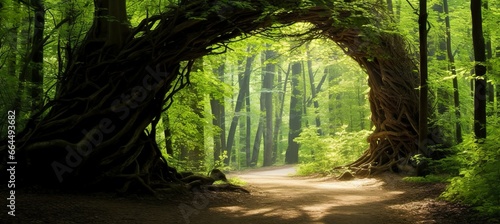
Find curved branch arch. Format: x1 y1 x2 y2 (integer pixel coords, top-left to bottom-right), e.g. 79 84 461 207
5 1 419 192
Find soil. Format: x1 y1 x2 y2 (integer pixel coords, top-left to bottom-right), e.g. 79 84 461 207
1 165 495 224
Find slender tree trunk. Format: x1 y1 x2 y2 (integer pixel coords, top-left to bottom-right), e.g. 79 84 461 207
250 115 263 166
245 84 251 166
418 0 429 156
301 61 308 127
210 63 226 164
285 62 302 164
443 0 462 144
225 50 255 165
432 4 450 117
242 57 252 166
387 0 393 14
497 46 500 116
485 41 494 105
272 64 290 164
250 96 264 166
471 0 487 139
483 1 494 107
162 113 173 155
29 0 45 116
327 66 335 134
263 49 275 166
306 44 323 135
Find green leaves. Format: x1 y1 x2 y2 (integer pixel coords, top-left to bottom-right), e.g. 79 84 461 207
441 121 500 217
295 126 371 175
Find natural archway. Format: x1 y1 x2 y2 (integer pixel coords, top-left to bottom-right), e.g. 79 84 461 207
4 1 418 192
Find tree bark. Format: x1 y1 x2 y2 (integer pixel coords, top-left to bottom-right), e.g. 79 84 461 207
263 49 275 166
251 102 264 166
285 62 302 164
471 0 487 139
418 0 429 156
245 64 251 166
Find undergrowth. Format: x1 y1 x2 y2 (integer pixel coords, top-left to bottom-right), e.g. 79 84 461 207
440 120 500 218
403 174 448 183
294 126 370 176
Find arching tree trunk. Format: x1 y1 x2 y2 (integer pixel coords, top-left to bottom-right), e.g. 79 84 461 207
4 1 422 192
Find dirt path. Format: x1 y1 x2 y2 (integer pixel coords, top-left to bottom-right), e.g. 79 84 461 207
2 165 485 224
220 166 409 224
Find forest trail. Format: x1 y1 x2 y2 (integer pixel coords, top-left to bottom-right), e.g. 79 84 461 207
3 165 481 224
224 166 408 223
211 165 423 224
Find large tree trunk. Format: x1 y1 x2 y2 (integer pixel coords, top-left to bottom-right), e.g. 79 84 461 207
4 1 422 192
285 62 302 164
417 0 429 157
263 49 275 167
471 0 487 139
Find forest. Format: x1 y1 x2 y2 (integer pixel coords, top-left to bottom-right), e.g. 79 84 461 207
0 0 499 222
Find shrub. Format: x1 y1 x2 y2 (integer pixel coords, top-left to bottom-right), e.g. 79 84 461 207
441 122 500 217
295 126 370 175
